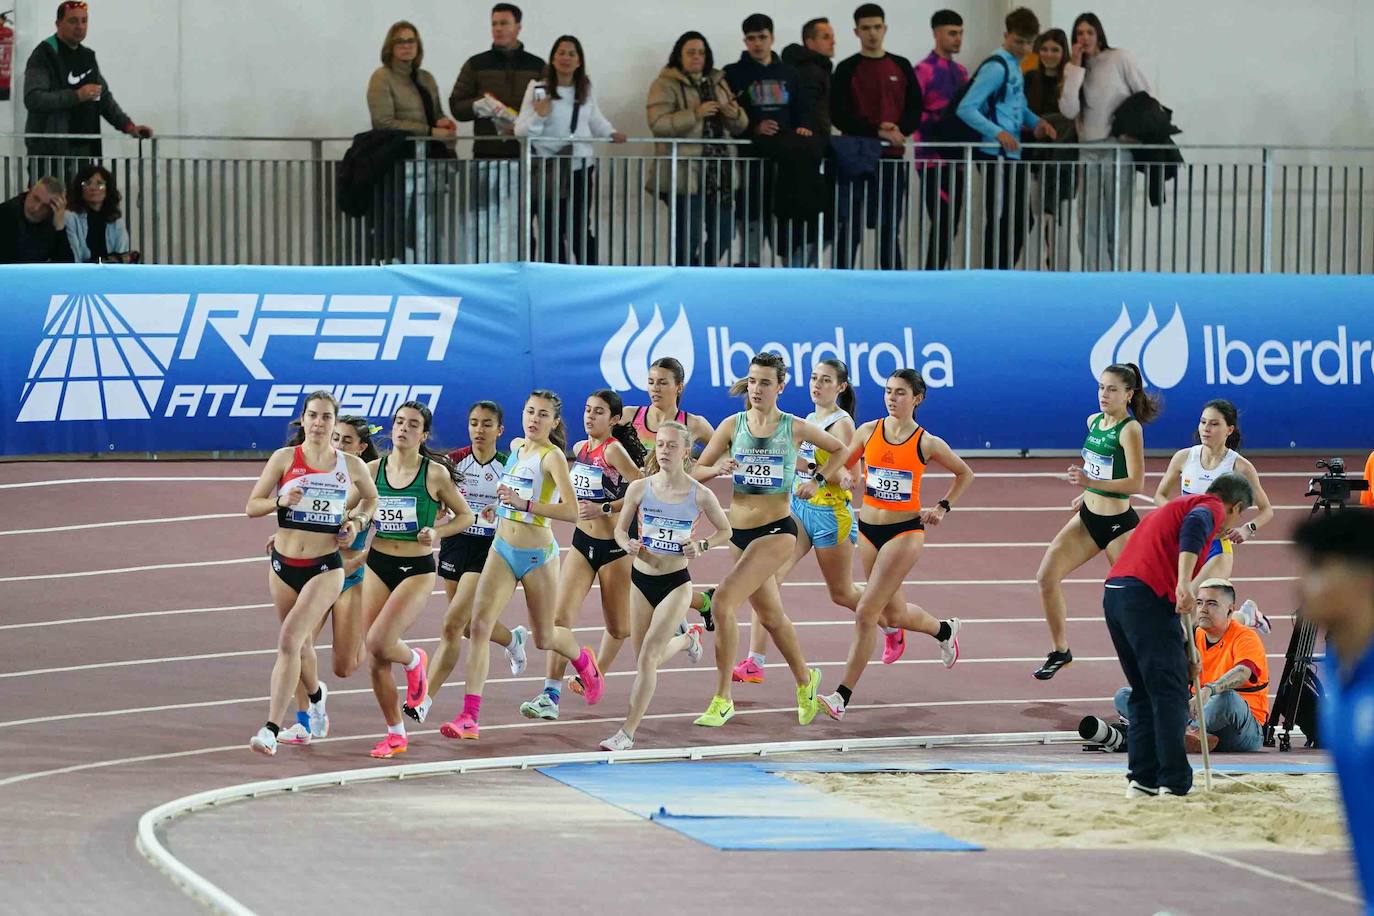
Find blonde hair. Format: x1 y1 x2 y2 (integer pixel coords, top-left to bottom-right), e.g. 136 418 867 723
644 421 694 476
381 20 424 70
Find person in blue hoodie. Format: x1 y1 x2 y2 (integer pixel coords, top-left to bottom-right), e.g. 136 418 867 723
955 6 1055 269
723 13 814 266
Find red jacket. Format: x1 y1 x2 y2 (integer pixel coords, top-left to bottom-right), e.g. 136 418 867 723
1108 494 1223 598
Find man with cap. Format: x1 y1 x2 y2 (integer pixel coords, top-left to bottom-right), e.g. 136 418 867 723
23 2 153 173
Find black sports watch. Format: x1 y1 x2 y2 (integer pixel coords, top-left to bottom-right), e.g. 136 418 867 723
937 499 952 512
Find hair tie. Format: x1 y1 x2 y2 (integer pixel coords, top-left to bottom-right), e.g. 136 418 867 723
368 424 383 436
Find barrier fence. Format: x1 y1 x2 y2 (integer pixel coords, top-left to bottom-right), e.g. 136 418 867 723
3 133 1372 273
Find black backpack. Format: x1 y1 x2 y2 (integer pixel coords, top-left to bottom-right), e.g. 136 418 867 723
926 55 1010 145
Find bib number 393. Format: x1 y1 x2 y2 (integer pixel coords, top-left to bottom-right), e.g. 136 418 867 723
865 467 912 503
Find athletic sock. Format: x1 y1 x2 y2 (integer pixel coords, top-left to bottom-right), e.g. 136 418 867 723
543 687 561 703
295 710 310 729
387 722 405 737
934 621 953 642
748 652 766 667
880 626 899 635
265 721 280 737
403 649 422 672
307 686 324 704
463 693 482 720
836 685 853 706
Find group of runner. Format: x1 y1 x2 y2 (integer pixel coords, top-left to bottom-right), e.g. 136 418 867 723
243 354 1271 759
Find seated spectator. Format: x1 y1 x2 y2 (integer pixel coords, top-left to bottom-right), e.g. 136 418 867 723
64 163 133 262
0 176 75 264
367 21 457 142
516 35 626 265
1022 29 1076 269
645 31 749 267
1112 579 1270 752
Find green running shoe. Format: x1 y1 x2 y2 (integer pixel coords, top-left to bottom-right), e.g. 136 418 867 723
693 695 735 727
797 667 822 725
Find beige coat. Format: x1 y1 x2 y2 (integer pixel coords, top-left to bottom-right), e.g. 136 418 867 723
645 66 748 196
367 62 445 136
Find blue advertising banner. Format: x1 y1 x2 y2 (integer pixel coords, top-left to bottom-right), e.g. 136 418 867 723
2 263 1371 455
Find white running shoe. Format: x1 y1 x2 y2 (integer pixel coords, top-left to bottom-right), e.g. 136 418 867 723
600 729 634 752
940 618 962 669
405 696 433 723
1237 599 1271 634
278 723 311 745
819 691 846 720
506 625 529 676
307 682 329 738
1124 779 1156 799
684 624 704 665
249 727 278 757
519 691 560 720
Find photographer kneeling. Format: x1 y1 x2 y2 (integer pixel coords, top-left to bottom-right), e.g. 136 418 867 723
1102 578 1269 753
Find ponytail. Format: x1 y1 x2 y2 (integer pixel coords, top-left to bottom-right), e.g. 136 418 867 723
338 414 381 461
1199 398 1242 449
530 389 567 452
1108 363 1162 424
819 358 856 420
589 387 649 468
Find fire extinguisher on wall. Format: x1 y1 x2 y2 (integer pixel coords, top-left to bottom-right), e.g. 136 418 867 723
0 10 16 102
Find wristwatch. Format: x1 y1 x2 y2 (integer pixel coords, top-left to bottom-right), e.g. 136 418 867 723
938 499 952 512
698 539 711 554
601 502 613 516
1245 521 1258 534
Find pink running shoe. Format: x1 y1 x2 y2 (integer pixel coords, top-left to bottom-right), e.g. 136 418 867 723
881 630 906 665
577 650 605 705
440 713 480 740
732 658 764 684
404 648 429 708
369 733 407 759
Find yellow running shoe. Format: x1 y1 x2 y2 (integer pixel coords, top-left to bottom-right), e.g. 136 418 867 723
693 695 735 727
797 668 822 725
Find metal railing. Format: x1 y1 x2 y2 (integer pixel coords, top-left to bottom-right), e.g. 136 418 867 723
3 132 1371 272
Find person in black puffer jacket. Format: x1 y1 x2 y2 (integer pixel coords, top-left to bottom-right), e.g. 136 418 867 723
781 18 835 136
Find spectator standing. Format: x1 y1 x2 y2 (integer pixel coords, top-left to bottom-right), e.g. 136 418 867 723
912 9 968 270
0 176 75 264
515 36 625 264
1293 509 1374 905
782 17 835 136
645 31 749 267
1058 12 1152 270
450 3 544 261
367 22 457 141
955 6 1055 269
22 1 152 177
830 3 922 270
723 14 813 267
64 163 131 262
1023 29 1076 269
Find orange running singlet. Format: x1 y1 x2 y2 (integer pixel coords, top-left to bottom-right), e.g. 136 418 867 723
862 420 927 512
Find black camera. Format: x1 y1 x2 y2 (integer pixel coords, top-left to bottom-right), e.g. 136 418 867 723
1306 458 1369 511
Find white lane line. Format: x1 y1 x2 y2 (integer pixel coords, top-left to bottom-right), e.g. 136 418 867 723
0 513 241 536
0 695 1115 789
0 602 278 631
0 556 265 583
0 476 258 490
1186 848 1362 906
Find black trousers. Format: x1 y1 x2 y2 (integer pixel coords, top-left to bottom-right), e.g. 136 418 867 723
1103 580 1194 795
919 162 965 270
536 164 598 265
978 157 1032 270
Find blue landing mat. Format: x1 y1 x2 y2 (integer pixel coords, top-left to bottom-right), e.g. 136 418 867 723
537 761 979 852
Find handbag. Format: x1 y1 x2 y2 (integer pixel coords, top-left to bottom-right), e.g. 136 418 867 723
541 94 582 201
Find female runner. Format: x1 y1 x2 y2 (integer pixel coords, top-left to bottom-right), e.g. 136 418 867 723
244 391 377 756
277 415 379 745
1033 362 1159 680
363 401 475 759
1153 399 1273 582
405 401 528 724
817 369 975 719
520 390 647 720
600 421 731 750
692 351 849 727
439 389 605 740
733 360 962 687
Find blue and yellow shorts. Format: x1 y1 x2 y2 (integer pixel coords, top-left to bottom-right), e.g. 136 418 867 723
790 494 857 549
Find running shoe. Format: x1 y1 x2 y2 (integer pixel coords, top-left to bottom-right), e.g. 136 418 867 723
519 691 560 720
1125 780 1158 799
684 625 704 665
939 618 962 669
797 668 822 725
693 696 735 727
819 691 846 721
249 727 278 757
278 723 312 745
404 649 429 708
307 682 329 738
567 675 585 697
403 696 432 724
698 588 715 631
369 733 408 758
1033 649 1073 680
732 657 764 684
881 629 906 664
1237 599 1271 634
506 625 529 676
440 713 480 740
577 650 605 705
600 729 634 752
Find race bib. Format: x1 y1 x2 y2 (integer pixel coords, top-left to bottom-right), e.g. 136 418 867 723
641 513 693 555
464 493 496 536
734 453 784 489
1082 449 1115 481
865 466 913 503
571 462 606 500
795 442 817 482
375 496 419 534
287 485 347 527
501 471 534 502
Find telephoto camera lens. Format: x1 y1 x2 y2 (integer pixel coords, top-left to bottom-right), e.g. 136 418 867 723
1078 715 1127 752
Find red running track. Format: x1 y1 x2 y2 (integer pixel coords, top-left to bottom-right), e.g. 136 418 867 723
0 457 1349 912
